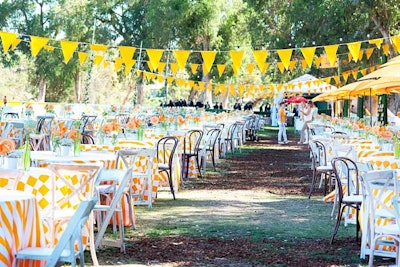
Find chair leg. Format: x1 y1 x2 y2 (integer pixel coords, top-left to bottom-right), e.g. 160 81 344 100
196 155 203 178
185 156 189 179
308 171 317 199
211 149 216 171
166 171 176 200
330 203 345 244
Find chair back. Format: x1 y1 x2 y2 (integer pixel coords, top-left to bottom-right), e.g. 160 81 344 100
36 116 54 135
183 130 202 155
156 136 179 168
7 122 24 147
309 140 330 167
45 198 98 267
204 128 221 150
331 157 360 199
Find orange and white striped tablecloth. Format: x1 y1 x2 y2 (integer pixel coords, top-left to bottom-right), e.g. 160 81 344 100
0 189 46 267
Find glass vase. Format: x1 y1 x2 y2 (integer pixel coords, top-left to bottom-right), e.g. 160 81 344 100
137 126 144 141
395 142 400 159
74 132 81 157
23 141 30 171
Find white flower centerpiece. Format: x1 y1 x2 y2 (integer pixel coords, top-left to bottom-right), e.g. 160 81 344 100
4 150 23 169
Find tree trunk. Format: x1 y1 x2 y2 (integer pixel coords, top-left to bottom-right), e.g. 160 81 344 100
37 76 46 102
220 84 230 109
74 70 81 103
122 78 136 106
136 73 144 105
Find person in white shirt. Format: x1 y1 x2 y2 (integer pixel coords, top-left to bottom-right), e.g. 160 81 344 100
298 101 314 144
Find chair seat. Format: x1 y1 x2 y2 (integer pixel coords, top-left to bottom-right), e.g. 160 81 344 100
158 163 169 170
376 223 400 235
316 165 333 172
16 247 73 259
342 195 363 203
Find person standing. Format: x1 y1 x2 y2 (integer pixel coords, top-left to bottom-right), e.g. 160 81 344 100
298 101 313 144
3 96 7 106
277 101 288 144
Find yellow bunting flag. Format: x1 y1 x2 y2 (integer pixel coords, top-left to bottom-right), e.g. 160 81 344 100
382 43 390 56
157 74 164 83
333 75 339 85
365 47 374 60
230 50 244 75
301 60 307 70
78 52 88 65
124 59 136 76
30 36 49 57
289 61 296 72
44 45 54 51
173 50 190 70
11 39 21 50
369 38 384 49
325 77 331 84
277 49 293 70
352 68 359 80
260 62 269 74
300 47 316 68
217 64 226 77
201 51 217 76
60 40 79 64
158 62 166 74
189 80 195 89
323 44 339 66
90 43 108 52
277 62 285 73
118 46 136 64
347 41 361 62
229 84 236 96
247 63 255 75
392 36 400 53
114 58 123 72
252 50 268 71
93 55 104 66
147 61 154 72
239 84 245 97
198 81 205 91
103 61 110 68
360 68 367 77
277 83 283 92
0 31 18 53
146 49 164 71
170 62 179 76
347 52 353 62
190 64 199 74
342 71 350 83
167 77 174 85
358 50 364 61
315 57 322 68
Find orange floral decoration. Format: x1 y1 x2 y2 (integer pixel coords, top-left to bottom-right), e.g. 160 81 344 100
158 113 166 123
65 106 72 112
51 122 69 138
177 116 185 126
193 116 201 123
167 116 174 123
126 117 141 129
102 119 121 134
25 103 33 110
67 128 77 140
0 138 16 156
45 103 54 111
380 128 393 140
151 116 159 125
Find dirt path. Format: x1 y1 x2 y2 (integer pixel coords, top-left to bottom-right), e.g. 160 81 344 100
95 127 377 267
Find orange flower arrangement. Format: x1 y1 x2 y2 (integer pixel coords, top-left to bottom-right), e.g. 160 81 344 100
67 128 78 140
45 103 55 112
65 106 72 112
193 116 201 123
25 103 33 110
126 117 141 129
0 138 16 156
102 119 121 134
167 116 174 123
51 122 69 139
158 113 166 123
177 115 185 126
150 116 159 125
380 128 393 140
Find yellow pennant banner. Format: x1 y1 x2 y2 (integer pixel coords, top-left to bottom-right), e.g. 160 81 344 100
277 49 293 70
358 50 364 62
342 71 350 83
301 60 307 70
391 36 400 53
323 44 339 66
167 77 174 85
170 62 179 76
289 61 296 72
124 59 136 76
147 61 154 72
30 36 49 57
217 64 226 77
315 57 322 68
93 55 104 66
300 47 316 67
260 62 269 74
146 49 164 71
277 62 285 73
118 46 136 64
190 64 199 74
174 50 190 70
229 84 236 96
201 51 217 76
247 63 255 75
382 43 390 55
60 40 79 64
347 41 361 62
158 62 166 74
0 31 18 53
11 39 21 50
368 38 383 49
230 50 244 75
78 52 88 65
252 50 268 71
114 57 123 72
90 43 108 52
365 47 374 60
360 68 367 77
157 74 164 83
351 68 359 80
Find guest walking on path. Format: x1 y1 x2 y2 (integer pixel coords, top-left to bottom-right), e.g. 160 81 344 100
277 101 288 145
298 101 314 144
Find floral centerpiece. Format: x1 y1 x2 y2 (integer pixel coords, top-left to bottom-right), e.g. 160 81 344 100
25 103 34 117
64 105 73 118
101 119 121 145
44 103 55 115
51 122 70 155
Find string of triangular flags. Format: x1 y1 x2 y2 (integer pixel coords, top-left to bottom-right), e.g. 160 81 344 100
0 30 397 78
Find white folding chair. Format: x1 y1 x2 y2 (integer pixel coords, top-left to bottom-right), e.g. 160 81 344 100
16 198 97 267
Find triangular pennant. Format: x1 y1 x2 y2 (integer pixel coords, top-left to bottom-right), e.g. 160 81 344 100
325 77 331 84
173 50 190 70
351 68 359 80
360 68 367 77
252 50 268 71
147 61 154 72
347 41 361 62
170 62 179 76
323 44 339 66
167 77 174 85
217 64 226 77
277 83 283 92
315 57 322 68
11 39 21 50
190 64 199 74
289 61 296 72
333 75 339 84
93 55 104 66
392 36 400 53
0 31 18 53
44 45 54 51
156 62 165 74
198 81 205 91
189 80 195 89
239 84 245 96
146 49 164 71
277 62 285 73
348 52 353 62
358 50 364 61
157 74 164 83
277 49 293 70
201 51 217 76
118 46 136 64
342 71 350 83
369 38 384 49
260 62 269 74
78 52 88 65
124 59 136 76
89 43 108 52
382 43 390 56
301 59 307 70
114 58 123 72
103 61 110 68
30 36 49 57
60 40 79 64
300 47 316 68
229 84 236 96
247 63 255 75
365 47 374 60
230 50 244 75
